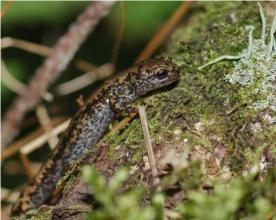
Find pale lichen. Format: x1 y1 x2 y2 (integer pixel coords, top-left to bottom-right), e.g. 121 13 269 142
198 3 276 112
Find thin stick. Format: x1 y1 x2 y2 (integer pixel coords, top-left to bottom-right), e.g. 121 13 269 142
55 63 114 96
73 59 96 72
111 1 125 66
105 113 136 138
1 37 96 72
95 113 136 147
1 118 67 160
1 188 20 203
1 2 114 147
138 106 159 185
1 37 51 56
19 153 33 180
20 119 70 155
1 59 54 101
35 105 59 149
1 60 27 95
0 0 13 18
135 1 193 63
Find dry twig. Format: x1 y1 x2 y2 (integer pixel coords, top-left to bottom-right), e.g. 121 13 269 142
1 118 69 160
35 105 59 149
1 188 20 203
1 60 54 101
55 63 114 95
135 1 193 63
111 1 125 66
1 37 51 57
20 119 70 155
1 37 98 72
0 0 13 18
19 153 33 180
1 38 113 98
138 106 159 186
1 60 27 95
1 1 114 147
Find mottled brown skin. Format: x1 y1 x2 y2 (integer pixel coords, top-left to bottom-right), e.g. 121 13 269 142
11 57 180 216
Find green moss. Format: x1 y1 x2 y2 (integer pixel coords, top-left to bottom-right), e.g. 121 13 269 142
26 208 52 220
244 146 265 165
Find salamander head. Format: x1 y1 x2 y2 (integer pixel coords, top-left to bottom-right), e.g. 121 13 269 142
131 56 180 96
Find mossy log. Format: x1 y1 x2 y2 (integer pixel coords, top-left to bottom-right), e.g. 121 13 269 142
31 2 275 220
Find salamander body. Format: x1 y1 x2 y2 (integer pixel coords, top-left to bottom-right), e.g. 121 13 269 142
11 57 180 216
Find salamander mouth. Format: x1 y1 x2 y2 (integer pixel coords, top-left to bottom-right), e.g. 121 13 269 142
156 77 170 84
155 75 179 89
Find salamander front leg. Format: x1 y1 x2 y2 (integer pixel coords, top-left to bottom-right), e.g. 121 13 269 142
110 98 137 118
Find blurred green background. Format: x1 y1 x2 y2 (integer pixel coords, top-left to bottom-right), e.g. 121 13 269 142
1 1 180 190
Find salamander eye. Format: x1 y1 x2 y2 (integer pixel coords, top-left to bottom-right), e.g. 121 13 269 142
156 70 168 81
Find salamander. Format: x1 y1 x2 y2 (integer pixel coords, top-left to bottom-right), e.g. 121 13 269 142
11 56 180 216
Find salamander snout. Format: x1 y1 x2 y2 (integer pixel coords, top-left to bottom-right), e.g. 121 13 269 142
154 57 180 84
